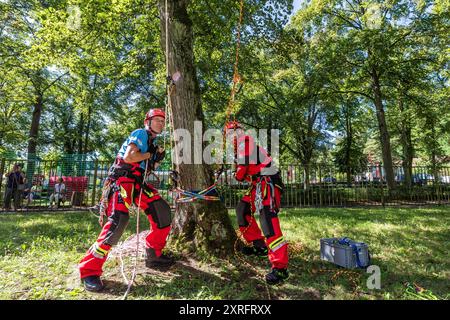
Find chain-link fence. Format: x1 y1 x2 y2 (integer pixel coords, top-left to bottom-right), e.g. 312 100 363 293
1 156 449 211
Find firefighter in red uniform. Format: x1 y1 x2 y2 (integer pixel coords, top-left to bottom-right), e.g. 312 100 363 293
225 121 289 285
79 108 174 292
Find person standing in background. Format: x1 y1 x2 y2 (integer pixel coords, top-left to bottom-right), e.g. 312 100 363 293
3 163 26 211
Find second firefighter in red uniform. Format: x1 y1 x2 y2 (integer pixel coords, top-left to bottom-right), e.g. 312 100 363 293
225 120 289 285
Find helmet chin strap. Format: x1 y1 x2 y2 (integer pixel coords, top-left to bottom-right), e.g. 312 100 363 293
147 128 159 136
145 120 161 137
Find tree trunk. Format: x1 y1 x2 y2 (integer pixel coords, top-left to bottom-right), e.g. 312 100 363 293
27 92 43 156
83 106 91 154
299 140 313 189
158 0 235 256
345 106 352 185
77 113 84 155
299 144 314 189
371 68 396 190
299 104 317 189
84 75 96 154
398 98 413 188
26 91 43 182
303 162 310 189
430 125 439 184
64 139 75 154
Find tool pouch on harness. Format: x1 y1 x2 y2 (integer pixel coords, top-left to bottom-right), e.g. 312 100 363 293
109 162 134 179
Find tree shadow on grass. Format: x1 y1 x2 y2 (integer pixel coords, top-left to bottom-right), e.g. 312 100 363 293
86 258 240 299
286 207 450 227
82 252 325 300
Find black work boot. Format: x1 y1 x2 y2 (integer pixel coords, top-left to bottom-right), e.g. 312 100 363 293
145 247 175 268
82 275 104 292
265 268 289 285
241 239 268 257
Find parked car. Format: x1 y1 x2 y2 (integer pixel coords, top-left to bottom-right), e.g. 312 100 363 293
395 173 435 185
412 173 434 185
354 175 368 182
440 176 450 184
322 176 337 183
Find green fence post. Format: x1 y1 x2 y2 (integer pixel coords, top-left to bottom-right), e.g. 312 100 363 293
91 159 99 206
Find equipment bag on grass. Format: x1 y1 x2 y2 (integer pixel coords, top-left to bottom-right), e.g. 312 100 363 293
320 237 371 269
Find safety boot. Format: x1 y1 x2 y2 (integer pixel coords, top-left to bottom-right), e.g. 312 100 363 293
145 247 175 268
265 268 289 285
241 239 268 257
82 275 104 292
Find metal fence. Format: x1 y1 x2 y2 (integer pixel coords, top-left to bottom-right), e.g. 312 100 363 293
1 157 449 211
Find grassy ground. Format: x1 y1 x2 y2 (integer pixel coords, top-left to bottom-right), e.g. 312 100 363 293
0 206 448 300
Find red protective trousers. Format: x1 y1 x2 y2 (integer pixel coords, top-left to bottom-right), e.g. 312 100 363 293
79 167 171 279
239 176 288 269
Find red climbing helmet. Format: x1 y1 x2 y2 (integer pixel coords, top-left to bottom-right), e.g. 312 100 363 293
145 108 166 121
224 120 243 134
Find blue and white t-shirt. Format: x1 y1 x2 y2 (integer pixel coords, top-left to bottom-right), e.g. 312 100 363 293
117 129 151 168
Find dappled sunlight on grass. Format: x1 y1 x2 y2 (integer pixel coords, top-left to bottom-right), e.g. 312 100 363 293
0 207 449 299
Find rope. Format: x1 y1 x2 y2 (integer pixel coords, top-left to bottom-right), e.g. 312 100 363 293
312 268 361 296
232 179 272 300
165 0 169 87
95 0 173 295
159 5 270 302
232 177 288 299
224 0 245 127
162 1 245 200
172 182 221 203
285 243 362 298
404 282 440 300
228 1 249 277
163 0 177 174
121 159 149 300
222 0 245 167
233 222 272 300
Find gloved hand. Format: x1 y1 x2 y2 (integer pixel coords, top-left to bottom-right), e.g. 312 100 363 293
148 146 165 171
153 146 165 163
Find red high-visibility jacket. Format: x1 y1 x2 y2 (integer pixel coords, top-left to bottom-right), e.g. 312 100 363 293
235 135 272 182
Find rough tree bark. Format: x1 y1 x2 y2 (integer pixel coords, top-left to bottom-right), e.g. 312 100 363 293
371 67 396 190
345 105 353 186
158 0 236 256
27 91 43 156
398 98 413 188
26 88 43 182
77 113 84 154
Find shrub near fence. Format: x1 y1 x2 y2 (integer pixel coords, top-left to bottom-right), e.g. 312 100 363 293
0 157 449 211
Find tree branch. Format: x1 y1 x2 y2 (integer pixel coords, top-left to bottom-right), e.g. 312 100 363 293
332 89 374 101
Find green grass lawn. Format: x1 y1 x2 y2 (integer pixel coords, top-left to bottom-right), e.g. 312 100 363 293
0 206 449 300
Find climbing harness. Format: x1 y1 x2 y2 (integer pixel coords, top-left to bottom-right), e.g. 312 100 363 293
254 180 263 214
